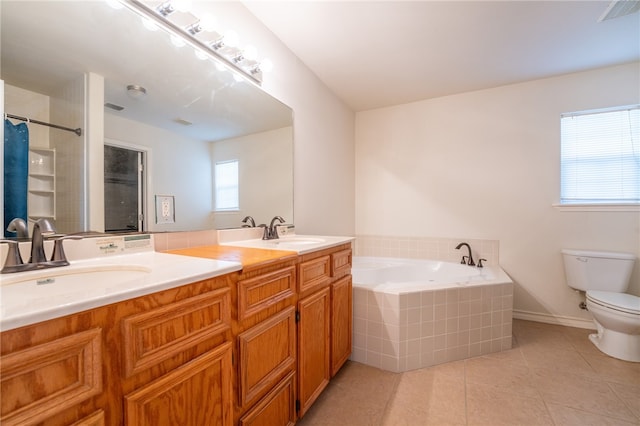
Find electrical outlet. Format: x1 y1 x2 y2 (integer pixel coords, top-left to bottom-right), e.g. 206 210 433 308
155 195 175 224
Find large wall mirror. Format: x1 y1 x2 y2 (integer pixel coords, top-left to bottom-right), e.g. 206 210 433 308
1 0 293 237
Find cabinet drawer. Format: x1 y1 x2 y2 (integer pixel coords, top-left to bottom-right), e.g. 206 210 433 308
238 307 296 407
125 341 232 426
238 266 296 320
331 249 352 278
298 255 331 296
0 328 102 426
239 371 296 426
122 288 230 377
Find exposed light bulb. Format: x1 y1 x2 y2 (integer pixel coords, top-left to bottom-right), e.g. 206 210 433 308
260 58 274 73
172 0 192 13
224 30 239 47
243 45 258 61
142 17 159 31
170 34 185 47
199 13 217 32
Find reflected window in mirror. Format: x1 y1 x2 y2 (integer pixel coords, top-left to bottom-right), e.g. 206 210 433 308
214 160 239 212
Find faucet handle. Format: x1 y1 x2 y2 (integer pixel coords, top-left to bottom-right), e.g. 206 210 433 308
0 240 24 269
460 255 468 264
50 235 84 265
477 258 487 268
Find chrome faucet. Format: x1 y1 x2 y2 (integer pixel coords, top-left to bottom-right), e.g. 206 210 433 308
262 216 285 240
455 242 475 266
241 216 256 227
29 218 56 264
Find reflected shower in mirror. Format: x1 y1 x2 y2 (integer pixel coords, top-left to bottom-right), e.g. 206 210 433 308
1 0 293 237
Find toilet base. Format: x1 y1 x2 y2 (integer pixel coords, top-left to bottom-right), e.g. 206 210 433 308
589 323 640 362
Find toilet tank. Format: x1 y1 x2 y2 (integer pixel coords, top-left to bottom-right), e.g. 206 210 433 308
562 249 636 292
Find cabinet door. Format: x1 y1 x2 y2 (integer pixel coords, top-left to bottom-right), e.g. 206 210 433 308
238 307 296 407
331 275 352 377
297 287 330 418
125 342 232 426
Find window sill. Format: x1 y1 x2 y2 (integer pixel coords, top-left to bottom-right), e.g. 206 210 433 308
553 203 640 212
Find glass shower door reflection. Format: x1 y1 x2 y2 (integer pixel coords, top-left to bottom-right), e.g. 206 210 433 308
104 145 143 232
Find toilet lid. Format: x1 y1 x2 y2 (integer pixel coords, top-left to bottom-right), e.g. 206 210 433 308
587 291 640 315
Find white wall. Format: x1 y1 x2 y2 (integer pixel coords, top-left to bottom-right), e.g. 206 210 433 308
355 63 640 325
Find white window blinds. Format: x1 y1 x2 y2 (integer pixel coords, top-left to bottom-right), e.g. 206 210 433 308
214 160 239 211
560 105 640 205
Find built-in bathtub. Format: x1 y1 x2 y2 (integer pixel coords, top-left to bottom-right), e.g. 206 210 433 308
351 256 514 372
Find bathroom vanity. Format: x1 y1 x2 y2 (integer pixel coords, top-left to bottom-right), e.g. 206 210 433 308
0 235 353 426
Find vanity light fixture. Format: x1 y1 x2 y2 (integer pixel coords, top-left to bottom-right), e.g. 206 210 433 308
118 0 272 84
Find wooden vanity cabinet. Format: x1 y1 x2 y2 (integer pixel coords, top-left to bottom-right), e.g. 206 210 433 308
232 258 298 426
296 244 352 418
0 274 235 426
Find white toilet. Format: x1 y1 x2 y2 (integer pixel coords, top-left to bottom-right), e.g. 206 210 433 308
562 249 640 362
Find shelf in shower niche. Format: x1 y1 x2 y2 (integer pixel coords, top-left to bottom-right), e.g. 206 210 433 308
27 148 56 222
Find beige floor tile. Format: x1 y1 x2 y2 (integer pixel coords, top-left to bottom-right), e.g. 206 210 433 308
608 381 640 421
582 352 640 386
546 402 639 426
298 361 399 426
382 366 466 426
465 355 538 398
530 367 638 423
520 345 600 380
466 383 553 426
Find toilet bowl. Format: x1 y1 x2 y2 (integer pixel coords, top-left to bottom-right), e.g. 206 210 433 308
562 249 639 362
586 291 640 362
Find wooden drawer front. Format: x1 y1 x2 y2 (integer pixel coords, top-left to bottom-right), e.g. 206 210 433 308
0 328 102 426
239 371 296 426
125 341 232 426
123 288 230 377
238 266 296 320
331 249 352 278
298 255 331 295
238 306 296 407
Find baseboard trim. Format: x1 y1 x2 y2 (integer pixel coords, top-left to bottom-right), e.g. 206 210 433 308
513 310 596 330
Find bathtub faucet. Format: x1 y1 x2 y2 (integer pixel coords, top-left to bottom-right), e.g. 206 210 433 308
455 242 475 266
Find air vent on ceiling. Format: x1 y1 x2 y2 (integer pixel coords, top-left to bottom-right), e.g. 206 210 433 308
105 102 124 111
173 118 193 126
598 0 640 22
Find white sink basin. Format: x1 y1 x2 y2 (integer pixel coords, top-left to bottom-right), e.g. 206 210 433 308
270 237 327 246
0 264 151 287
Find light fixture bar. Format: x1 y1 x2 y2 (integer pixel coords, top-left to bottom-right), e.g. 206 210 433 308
119 0 262 85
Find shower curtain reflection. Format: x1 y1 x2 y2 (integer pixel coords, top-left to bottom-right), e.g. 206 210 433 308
3 119 29 237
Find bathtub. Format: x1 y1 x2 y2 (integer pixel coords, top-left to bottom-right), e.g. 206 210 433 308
351 256 513 372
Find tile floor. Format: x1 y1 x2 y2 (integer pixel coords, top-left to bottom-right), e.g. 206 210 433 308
297 319 640 426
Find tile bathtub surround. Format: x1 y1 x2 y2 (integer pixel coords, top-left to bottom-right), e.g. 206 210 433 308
299 320 640 426
355 235 500 266
352 282 513 372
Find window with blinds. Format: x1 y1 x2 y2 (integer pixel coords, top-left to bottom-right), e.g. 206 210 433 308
560 105 640 205
214 160 239 211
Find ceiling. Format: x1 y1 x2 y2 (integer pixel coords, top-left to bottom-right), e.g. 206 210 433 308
244 1 640 111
